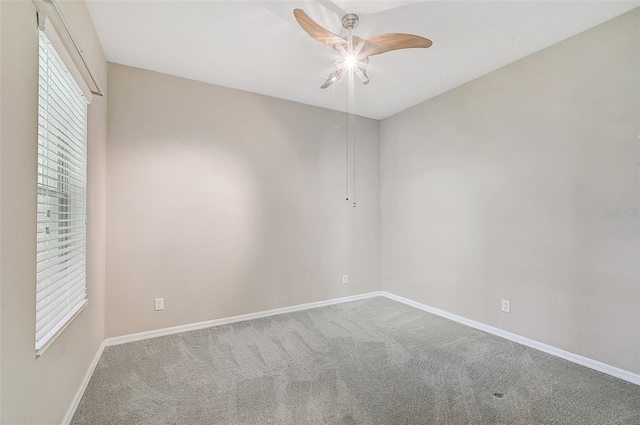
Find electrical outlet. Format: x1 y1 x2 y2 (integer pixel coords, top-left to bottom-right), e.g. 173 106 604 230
501 299 511 313
154 298 164 311
342 275 348 284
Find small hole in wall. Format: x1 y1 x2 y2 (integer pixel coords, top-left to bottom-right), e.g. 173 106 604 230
493 393 504 398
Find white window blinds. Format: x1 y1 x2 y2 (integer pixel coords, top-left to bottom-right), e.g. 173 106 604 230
36 29 89 353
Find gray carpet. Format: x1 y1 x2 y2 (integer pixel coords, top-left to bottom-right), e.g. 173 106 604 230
72 297 640 424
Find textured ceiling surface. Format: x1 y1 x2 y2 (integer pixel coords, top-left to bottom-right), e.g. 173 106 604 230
86 1 639 119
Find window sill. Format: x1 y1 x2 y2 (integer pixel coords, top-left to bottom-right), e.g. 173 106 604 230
35 300 88 358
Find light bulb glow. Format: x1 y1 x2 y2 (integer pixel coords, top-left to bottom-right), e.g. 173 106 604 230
344 55 357 69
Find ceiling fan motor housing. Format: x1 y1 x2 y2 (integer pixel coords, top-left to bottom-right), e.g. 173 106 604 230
341 13 359 30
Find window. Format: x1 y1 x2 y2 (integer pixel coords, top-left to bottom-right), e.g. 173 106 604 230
36 29 89 354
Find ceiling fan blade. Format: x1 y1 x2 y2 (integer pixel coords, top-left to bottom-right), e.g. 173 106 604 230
362 33 432 56
320 77 335 89
320 67 346 89
293 9 345 49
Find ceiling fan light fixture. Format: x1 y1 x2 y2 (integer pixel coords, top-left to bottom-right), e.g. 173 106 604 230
293 8 432 89
344 55 357 69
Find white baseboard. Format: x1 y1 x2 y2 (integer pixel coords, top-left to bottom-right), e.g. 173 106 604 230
61 339 106 425
381 291 640 386
105 291 384 347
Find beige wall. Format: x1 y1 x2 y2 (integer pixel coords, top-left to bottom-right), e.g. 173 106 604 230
381 9 640 374
106 63 380 337
0 1 107 423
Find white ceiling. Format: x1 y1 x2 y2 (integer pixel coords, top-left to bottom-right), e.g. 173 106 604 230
86 1 639 120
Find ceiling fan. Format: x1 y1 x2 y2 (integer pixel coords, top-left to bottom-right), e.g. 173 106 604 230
293 9 432 89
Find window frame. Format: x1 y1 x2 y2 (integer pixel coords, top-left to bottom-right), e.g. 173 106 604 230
35 16 92 357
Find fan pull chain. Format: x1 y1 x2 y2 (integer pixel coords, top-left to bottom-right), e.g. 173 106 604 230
345 102 349 201
345 70 356 208
349 25 353 206
345 23 356 207
352 114 356 208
